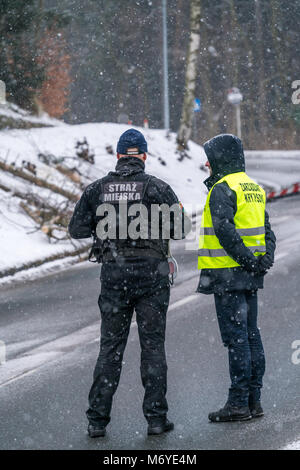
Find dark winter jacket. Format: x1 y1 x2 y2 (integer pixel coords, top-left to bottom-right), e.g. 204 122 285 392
197 134 276 294
69 157 190 285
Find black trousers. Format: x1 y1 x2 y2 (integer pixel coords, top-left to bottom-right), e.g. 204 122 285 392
214 290 266 407
86 278 170 427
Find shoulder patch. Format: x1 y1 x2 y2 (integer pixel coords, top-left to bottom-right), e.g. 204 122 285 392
103 181 144 203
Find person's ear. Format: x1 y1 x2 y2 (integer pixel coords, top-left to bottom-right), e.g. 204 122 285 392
143 153 147 161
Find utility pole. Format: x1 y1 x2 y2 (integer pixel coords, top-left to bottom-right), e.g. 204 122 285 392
0 340 6 365
162 0 170 131
0 80 6 106
236 104 242 139
227 87 243 139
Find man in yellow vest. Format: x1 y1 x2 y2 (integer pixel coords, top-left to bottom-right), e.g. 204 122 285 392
197 134 276 422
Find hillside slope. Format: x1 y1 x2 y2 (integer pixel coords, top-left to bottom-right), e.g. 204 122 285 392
0 122 207 280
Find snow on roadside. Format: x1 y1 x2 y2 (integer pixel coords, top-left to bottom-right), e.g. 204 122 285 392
0 253 91 288
282 439 300 450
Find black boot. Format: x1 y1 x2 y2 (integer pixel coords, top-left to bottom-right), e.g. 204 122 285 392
148 419 174 435
208 402 251 423
88 423 106 438
249 401 264 418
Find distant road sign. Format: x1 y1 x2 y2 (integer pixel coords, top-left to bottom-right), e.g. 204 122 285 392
227 87 243 105
194 98 201 112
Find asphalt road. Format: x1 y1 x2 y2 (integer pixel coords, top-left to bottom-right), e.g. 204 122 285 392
0 195 300 450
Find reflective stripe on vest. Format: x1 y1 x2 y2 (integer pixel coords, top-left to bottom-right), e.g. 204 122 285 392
198 172 266 270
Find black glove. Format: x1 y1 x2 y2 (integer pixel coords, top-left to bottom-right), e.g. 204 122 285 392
258 253 274 272
243 256 269 275
242 256 261 274
237 252 273 275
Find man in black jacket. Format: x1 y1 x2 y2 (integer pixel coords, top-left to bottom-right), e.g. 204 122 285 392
197 134 276 422
69 129 190 437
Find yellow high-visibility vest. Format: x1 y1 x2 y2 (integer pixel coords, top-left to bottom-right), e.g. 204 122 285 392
198 172 266 270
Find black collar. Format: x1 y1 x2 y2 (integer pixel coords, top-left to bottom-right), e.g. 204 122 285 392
115 156 145 172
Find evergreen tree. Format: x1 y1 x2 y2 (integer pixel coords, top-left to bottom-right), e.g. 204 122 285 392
0 0 44 109
0 0 70 112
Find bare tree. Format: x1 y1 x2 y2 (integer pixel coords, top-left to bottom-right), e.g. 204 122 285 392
254 0 268 135
177 0 201 155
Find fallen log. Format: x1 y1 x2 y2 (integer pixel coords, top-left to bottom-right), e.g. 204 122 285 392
19 201 42 225
56 164 81 183
0 181 63 211
0 160 80 202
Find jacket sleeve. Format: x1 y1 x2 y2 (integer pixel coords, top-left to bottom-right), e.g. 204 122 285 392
209 182 258 271
264 210 276 261
68 189 96 239
161 184 192 240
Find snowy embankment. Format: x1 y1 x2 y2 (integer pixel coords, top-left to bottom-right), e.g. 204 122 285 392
0 102 63 130
282 439 300 450
0 120 207 283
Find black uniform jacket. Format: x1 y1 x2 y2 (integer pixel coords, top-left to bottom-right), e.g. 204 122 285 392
69 157 191 287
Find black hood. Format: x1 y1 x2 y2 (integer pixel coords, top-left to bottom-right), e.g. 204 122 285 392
110 156 145 177
203 134 245 188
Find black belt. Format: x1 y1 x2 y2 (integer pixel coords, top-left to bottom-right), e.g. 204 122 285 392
102 248 167 262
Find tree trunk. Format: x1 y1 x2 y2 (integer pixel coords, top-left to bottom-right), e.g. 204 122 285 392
270 0 286 132
0 160 79 202
177 0 201 153
255 0 268 136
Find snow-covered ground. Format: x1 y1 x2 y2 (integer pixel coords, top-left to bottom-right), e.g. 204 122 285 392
282 439 300 450
0 102 63 128
0 121 207 281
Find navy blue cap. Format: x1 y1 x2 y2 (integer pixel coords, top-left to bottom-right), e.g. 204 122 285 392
116 129 148 155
